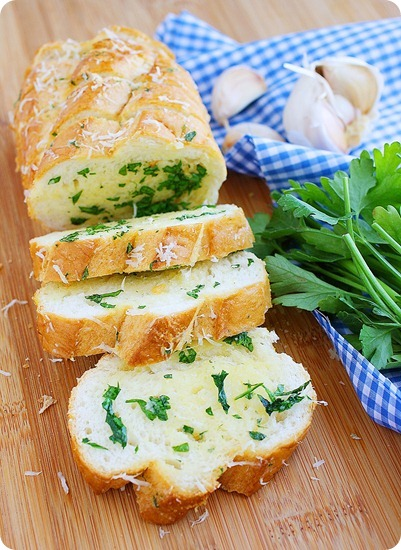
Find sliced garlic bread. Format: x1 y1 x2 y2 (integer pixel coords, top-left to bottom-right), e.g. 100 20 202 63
29 204 254 283
68 327 316 524
34 251 270 365
13 26 226 230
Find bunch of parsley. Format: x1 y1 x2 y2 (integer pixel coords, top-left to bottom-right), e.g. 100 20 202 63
250 142 401 371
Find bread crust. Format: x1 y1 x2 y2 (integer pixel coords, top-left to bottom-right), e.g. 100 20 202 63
68 399 315 524
13 26 226 229
29 206 254 283
35 277 271 365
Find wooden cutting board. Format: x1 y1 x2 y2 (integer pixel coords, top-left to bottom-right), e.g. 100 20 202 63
1 1 400 549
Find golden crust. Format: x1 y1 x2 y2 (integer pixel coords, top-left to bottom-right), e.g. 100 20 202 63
68 400 315 524
12 26 226 228
30 206 254 283
35 277 271 365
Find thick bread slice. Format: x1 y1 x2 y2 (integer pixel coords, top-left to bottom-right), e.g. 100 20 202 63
29 204 254 283
34 251 270 365
13 26 226 230
68 327 316 524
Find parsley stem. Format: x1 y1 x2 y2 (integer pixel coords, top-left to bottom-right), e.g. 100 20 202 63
358 238 401 289
371 222 401 255
343 234 401 321
342 176 354 240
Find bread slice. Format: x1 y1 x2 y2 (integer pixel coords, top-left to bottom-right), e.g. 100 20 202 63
29 204 254 283
34 251 270 365
68 327 316 524
13 26 226 230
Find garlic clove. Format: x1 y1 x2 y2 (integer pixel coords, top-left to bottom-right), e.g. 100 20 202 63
283 56 383 154
313 56 383 116
283 68 348 154
333 94 356 126
222 122 284 152
211 65 267 126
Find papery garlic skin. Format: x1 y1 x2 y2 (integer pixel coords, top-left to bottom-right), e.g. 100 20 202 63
222 122 284 152
283 57 383 153
211 65 267 126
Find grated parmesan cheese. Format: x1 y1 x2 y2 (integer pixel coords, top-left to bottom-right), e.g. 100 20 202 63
312 458 325 469
126 244 145 268
36 248 46 260
52 264 68 284
25 470 42 477
1 299 28 317
190 509 209 527
111 473 150 487
159 527 170 539
155 242 178 267
0 369 11 377
57 471 69 494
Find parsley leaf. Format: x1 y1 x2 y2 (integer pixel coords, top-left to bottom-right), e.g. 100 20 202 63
186 284 205 299
211 370 230 413
250 143 401 371
101 384 127 448
223 332 254 351
258 380 311 416
178 347 197 363
126 395 171 421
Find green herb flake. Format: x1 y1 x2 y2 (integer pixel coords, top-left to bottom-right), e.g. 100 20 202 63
59 231 80 243
183 425 194 434
224 332 254 352
85 289 124 308
258 380 311 416
81 266 89 280
213 281 220 288
48 176 61 185
248 258 254 266
82 437 108 450
101 384 127 448
164 374 173 379
205 407 214 416
126 242 133 254
126 395 171 421
178 347 197 363
77 168 90 178
232 414 242 419
184 131 197 142
186 284 205 299
70 217 88 225
79 205 105 215
137 305 146 309
172 443 189 453
211 370 230 413
71 190 83 205
249 431 266 441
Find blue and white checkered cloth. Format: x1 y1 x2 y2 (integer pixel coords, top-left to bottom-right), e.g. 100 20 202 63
156 12 401 433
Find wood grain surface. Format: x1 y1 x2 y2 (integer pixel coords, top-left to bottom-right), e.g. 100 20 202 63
1 1 400 549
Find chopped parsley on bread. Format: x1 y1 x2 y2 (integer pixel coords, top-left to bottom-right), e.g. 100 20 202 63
68 327 316 524
29 204 254 282
34 251 271 365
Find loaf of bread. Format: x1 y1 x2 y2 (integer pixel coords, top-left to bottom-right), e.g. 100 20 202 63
13 26 226 230
68 327 316 524
29 204 253 283
34 251 270 365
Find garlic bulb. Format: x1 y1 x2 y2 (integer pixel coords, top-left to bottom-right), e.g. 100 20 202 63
283 57 383 153
211 65 267 126
222 122 284 152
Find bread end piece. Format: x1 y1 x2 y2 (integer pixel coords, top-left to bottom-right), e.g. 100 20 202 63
68 328 316 524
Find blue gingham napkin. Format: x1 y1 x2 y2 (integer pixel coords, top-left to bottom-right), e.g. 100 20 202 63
155 12 401 433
